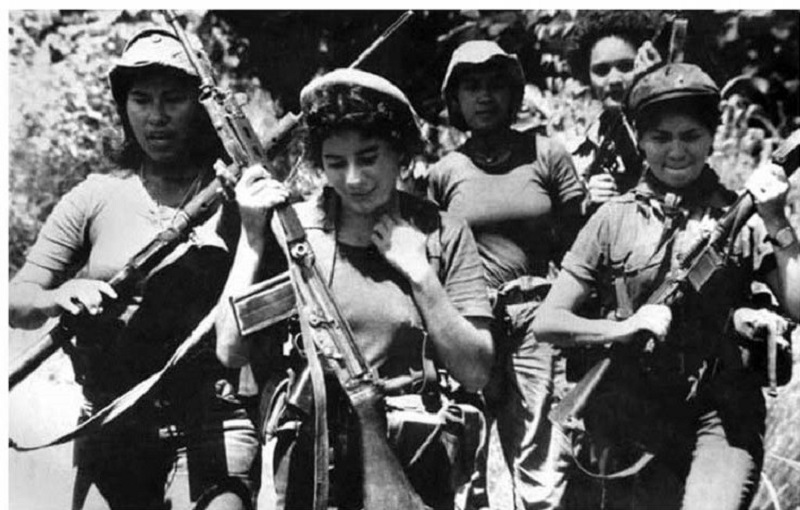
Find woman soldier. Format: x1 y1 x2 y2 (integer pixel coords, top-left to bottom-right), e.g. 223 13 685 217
427 40 586 509
214 68 494 510
9 29 260 509
568 10 662 212
532 62 800 509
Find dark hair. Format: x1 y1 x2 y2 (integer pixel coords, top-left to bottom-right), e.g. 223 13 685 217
634 96 721 136
302 83 422 168
568 11 658 84
111 66 225 169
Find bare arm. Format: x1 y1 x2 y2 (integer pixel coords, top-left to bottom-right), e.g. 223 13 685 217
10 263 117 330
531 269 671 348
747 163 800 321
372 214 494 391
409 266 493 392
215 165 289 367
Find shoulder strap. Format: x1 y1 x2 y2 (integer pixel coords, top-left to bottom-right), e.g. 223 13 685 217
10 307 218 452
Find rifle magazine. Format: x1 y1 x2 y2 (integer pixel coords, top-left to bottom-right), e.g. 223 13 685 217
230 271 297 336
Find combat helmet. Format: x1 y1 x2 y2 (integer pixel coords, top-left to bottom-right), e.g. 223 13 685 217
441 40 525 131
108 28 198 107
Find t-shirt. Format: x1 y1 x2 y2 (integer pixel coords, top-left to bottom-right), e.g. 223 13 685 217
428 131 585 289
292 188 492 381
24 171 233 400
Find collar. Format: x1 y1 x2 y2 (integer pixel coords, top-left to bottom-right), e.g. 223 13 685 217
458 129 537 173
633 166 733 211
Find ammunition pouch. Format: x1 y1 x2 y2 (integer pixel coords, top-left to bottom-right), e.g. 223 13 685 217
385 392 486 492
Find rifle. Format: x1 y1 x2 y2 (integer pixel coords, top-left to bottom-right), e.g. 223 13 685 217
584 17 689 196
551 128 800 427
167 10 424 510
8 10 412 391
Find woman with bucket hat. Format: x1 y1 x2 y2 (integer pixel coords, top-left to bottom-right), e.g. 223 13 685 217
214 68 494 509
533 62 799 509
10 28 260 509
427 40 586 509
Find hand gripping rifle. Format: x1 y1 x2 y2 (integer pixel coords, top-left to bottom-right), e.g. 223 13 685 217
8 10 412 391
584 17 689 196
551 129 800 427
167 10 424 510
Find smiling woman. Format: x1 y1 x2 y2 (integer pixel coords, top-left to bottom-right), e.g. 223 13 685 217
213 68 494 509
320 131 402 221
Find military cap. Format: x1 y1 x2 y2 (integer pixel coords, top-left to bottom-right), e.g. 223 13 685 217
627 63 719 117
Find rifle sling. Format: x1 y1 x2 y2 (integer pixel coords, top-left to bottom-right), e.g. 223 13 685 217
571 441 655 480
10 305 219 452
293 285 331 510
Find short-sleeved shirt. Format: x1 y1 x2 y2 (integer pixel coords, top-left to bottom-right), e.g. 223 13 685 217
24 171 233 400
428 130 585 289
290 188 492 381
562 168 776 386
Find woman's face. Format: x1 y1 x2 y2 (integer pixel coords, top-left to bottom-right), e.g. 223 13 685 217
126 72 199 164
321 129 402 216
455 68 513 132
589 36 637 110
638 112 713 189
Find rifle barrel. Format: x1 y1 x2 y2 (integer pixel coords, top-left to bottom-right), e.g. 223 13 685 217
8 8 417 391
349 11 413 69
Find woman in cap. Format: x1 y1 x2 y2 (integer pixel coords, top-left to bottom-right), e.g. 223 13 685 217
532 62 799 509
428 40 586 509
10 29 260 509
215 68 494 510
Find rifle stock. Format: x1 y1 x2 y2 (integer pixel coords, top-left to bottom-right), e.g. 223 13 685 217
352 385 428 510
551 129 800 426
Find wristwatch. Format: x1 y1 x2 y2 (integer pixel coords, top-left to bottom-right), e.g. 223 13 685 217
766 225 798 250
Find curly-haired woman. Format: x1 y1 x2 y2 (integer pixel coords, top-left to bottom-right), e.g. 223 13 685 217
568 10 662 212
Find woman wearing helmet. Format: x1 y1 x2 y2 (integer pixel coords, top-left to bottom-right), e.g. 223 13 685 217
427 40 586 509
532 62 799 509
9 29 260 509
215 68 493 510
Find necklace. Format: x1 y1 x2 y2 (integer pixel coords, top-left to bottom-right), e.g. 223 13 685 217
138 166 204 228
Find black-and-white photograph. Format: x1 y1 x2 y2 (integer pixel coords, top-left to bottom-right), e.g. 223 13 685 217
6 9 800 510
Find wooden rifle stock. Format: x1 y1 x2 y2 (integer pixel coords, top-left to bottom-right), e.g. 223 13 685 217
551 129 800 426
353 385 429 510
